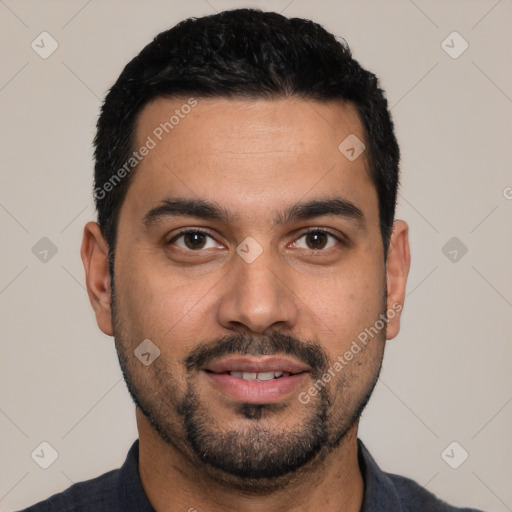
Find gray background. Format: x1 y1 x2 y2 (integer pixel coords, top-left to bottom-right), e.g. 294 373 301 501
1 0 511 510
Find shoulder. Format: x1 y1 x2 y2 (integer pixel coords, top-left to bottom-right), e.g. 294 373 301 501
385 471 484 512
357 439 485 512
15 468 120 512
16 441 152 512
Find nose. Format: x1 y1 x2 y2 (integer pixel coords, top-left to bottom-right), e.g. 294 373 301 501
216 249 299 335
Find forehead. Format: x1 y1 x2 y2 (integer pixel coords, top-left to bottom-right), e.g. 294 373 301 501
123 96 377 225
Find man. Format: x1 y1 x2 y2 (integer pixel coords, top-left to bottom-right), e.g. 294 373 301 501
20 8 484 512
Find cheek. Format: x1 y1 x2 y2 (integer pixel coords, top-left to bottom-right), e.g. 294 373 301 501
301 256 384 351
115 251 220 352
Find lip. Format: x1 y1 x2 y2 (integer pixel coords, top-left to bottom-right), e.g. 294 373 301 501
202 355 311 404
203 355 310 374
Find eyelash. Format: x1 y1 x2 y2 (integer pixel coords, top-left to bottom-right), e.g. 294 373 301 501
168 228 216 248
294 228 343 249
168 228 344 251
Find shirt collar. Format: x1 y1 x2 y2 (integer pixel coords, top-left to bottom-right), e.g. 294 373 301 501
358 439 403 511
118 440 156 511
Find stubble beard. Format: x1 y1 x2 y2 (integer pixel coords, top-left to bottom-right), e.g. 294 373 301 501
111 290 385 492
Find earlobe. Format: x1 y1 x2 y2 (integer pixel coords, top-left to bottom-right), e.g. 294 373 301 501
81 222 114 336
385 220 411 340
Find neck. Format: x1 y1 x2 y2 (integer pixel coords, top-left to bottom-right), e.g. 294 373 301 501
136 410 364 512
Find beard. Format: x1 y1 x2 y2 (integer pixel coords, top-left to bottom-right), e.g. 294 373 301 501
112 294 385 490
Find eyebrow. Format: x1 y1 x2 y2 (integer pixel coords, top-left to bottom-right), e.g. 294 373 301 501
142 197 366 228
143 198 231 227
275 197 366 227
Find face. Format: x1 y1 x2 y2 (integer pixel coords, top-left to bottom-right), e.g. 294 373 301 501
82 97 409 489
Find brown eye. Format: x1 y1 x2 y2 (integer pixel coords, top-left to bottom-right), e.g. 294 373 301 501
293 230 339 251
183 232 207 249
170 230 220 251
305 232 328 250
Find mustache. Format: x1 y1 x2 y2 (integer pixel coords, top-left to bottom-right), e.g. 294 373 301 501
184 332 329 376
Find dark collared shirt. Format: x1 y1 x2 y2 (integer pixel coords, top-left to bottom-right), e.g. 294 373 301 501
18 439 484 511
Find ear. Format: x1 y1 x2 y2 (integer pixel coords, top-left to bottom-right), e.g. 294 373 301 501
385 220 410 340
81 221 114 336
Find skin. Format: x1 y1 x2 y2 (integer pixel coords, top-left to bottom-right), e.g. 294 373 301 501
81 97 410 512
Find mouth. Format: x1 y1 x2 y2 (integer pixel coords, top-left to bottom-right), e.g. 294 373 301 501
223 370 291 381
201 356 311 404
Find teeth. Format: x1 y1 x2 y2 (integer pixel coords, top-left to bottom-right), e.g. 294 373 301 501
228 371 287 381
256 371 275 381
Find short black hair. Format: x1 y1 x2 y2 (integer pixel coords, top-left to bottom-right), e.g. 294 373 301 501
94 8 399 257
